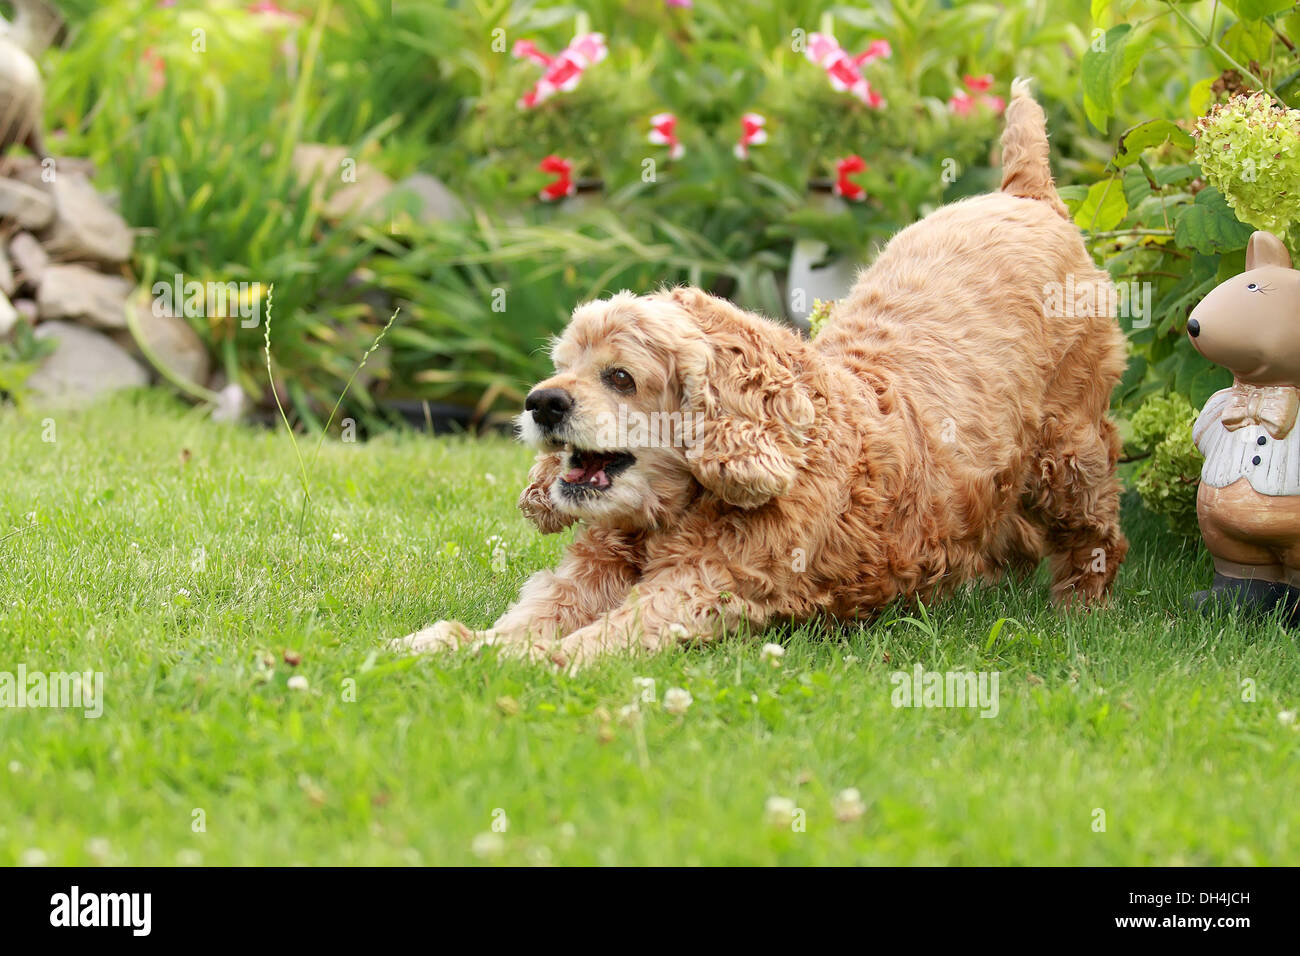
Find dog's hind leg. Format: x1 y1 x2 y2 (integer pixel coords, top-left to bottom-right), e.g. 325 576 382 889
1026 417 1128 605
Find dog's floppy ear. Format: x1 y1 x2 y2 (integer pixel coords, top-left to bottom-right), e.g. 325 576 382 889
669 287 816 508
518 451 576 533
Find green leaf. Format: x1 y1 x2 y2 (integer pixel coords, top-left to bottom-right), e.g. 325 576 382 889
1074 179 1129 232
1173 187 1255 253
1227 0 1294 21
1082 25 1148 130
1113 119 1195 168
1189 78 1215 118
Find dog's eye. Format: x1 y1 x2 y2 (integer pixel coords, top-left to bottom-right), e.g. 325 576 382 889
604 368 636 394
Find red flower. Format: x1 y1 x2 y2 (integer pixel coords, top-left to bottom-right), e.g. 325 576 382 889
949 75 1004 115
514 33 608 110
648 112 685 160
734 112 767 160
833 156 868 202
538 156 575 201
805 32 889 108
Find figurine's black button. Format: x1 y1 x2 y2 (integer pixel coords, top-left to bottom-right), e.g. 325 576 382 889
1252 455 1262 466
1258 435 1267 445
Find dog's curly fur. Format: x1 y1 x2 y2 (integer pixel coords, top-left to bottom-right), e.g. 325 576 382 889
397 81 1128 666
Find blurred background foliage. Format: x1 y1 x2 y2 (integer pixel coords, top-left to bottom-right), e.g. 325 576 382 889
6 1 1300 500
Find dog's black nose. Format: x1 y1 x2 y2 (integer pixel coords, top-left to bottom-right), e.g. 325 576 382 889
525 388 573 427
1187 318 1200 338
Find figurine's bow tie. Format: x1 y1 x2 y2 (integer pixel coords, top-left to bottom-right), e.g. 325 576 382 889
1222 382 1300 440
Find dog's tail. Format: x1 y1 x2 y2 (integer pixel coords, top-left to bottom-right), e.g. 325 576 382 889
999 77 1069 219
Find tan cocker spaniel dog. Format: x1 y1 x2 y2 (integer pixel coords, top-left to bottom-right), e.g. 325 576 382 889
396 81 1128 666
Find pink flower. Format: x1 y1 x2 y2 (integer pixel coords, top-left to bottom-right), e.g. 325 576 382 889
538 155 575 201
948 90 976 116
515 33 607 109
648 112 685 160
734 112 767 160
833 155 868 201
805 33 889 108
247 0 300 20
511 40 552 68
664 0 693 6
949 75 1004 115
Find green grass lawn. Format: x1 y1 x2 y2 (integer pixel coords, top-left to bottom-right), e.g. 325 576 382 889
0 392 1297 865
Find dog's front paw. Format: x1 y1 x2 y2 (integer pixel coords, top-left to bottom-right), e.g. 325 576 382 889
389 620 474 654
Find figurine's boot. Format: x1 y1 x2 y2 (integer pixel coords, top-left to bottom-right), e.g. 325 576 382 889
1188 573 1288 618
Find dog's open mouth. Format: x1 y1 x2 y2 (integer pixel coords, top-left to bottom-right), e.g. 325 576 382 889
560 448 636 491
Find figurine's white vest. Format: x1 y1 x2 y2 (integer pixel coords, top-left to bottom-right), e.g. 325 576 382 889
1194 387 1300 496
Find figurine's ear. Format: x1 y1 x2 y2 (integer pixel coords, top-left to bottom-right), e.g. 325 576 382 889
1245 231 1292 270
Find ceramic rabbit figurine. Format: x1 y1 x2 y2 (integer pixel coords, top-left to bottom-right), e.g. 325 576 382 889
1188 230 1300 624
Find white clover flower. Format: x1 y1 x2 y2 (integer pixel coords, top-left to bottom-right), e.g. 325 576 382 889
19 848 47 866
8 760 23 774
832 787 867 822
176 588 191 598
487 534 509 572
632 676 656 702
471 832 505 859
86 837 111 859
663 687 693 715
764 796 795 826
287 675 309 691
332 532 348 543
760 643 785 667
1279 710 1297 726
618 703 641 723
176 849 202 866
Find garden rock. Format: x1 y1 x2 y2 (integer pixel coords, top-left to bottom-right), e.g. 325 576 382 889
0 245 14 296
36 264 132 328
0 177 55 230
13 298 37 323
39 171 134 264
294 143 394 220
8 231 48 286
389 172 467 224
129 300 210 389
26 321 148 404
0 291 17 338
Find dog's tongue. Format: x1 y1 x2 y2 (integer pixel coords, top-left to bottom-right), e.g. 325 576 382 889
564 453 612 488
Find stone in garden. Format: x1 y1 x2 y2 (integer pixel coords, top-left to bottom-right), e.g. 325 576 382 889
0 290 17 339
0 244 14 296
39 171 133 264
26 321 148 404
388 172 467 224
786 237 859 330
129 299 210 390
0 177 55 230
293 143 394 220
36 264 133 328
13 298 37 322
211 382 249 424
8 231 48 286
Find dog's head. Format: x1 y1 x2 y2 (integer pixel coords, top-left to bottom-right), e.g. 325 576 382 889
516 288 817 530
